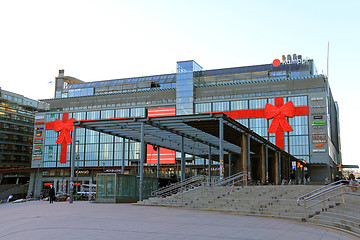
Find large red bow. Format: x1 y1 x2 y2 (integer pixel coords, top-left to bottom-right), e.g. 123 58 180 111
264 101 294 133
54 118 74 144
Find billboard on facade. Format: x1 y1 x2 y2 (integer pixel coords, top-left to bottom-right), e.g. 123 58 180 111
146 107 176 164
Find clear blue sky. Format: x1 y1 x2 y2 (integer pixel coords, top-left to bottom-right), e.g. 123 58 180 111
1 0 359 166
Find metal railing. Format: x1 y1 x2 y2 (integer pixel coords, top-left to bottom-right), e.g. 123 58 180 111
151 172 247 200
214 171 247 187
297 180 360 219
175 172 248 206
151 175 208 198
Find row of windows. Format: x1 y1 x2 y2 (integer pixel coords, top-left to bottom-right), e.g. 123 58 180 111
1 93 38 108
43 132 140 167
65 82 176 98
61 98 176 112
45 107 146 122
43 130 309 167
195 88 323 102
195 96 307 113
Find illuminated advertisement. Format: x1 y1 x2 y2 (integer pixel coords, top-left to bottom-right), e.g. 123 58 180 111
146 107 176 164
312 121 326 126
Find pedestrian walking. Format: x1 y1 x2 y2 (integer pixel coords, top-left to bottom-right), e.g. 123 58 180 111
49 185 56 203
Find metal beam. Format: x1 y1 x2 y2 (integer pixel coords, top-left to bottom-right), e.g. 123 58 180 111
247 134 251 182
121 138 125 174
229 153 232 177
265 144 268 183
181 136 185 182
157 147 160 178
139 122 145 201
208 146 212 178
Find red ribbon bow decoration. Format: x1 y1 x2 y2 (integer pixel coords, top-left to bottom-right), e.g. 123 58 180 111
54 118 74 144
264 101 295 133
46 113 75 163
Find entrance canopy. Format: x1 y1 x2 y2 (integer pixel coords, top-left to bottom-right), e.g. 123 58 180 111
75 113 294 160
74 113 301 200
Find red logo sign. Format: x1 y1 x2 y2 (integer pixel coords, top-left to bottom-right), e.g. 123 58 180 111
272 59 281 67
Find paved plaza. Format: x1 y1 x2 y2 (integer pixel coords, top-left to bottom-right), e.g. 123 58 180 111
0 201 358 240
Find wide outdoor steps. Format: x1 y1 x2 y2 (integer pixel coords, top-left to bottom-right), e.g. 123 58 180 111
306 195 360 236
137 185 320 218
136 185 360 237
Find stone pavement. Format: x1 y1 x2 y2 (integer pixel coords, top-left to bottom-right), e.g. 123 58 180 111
0 201 358 240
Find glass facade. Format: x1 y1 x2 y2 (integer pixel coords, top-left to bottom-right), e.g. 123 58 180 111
42 107 145 168
194 96 310 162
41 94 311 171
0 89 39 174
176 61 202 115
96 173 158 201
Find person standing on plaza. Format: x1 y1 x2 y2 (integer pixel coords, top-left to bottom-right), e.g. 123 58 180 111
49 185 56 203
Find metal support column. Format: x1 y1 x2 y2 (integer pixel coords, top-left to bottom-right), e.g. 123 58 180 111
287 156 291 182
208 146 212 178
229 153 232 177
247 134 251 182
265 144 269 183
69 124 77 203
139 122 145 201
219 118 224 180
203 157 206 175
157 147 160 178
181 136 185 182
274 151 279 185
279 151 282 184
260 144 266 183
121 138 126 174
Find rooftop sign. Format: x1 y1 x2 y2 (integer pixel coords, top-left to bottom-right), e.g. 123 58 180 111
273 54 309 67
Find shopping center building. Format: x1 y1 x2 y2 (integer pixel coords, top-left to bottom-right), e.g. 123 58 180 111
29 54 342 197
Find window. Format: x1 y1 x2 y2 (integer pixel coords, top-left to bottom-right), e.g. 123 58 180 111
85 144 99 161
72 111 86 121
86 129 99 144
213 101 229 112
87 111 100 120
130 108 145 117
288 96 307 106
115 109 130 118
231 100 248 110
101 110 114 119
249 118 267 137
195 103 211 113
288 116 309 135
236 119 248 128
249 99 267 109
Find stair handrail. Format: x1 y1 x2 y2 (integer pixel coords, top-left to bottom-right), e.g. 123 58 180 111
297 179 349 204
175 172 247 205
297 179 360 219
152 175 207 198
215 171 247 187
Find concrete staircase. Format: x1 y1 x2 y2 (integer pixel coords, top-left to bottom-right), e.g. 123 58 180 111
137 185 319 219
136 184 360 237
306 195 360 236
